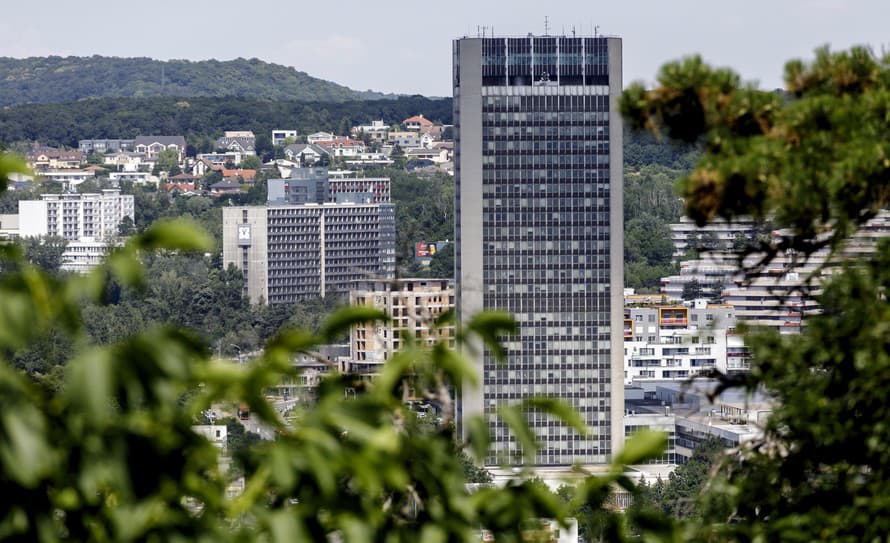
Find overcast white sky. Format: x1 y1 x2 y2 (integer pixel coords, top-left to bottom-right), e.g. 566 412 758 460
1 0 887 96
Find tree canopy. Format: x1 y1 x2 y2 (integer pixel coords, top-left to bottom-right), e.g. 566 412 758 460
623 46 890 540
0 56 391 107
0 95 452 150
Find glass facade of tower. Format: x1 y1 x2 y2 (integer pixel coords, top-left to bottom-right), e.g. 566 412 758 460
455 36 623 467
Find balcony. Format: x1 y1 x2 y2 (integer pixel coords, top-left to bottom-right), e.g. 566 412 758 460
658 306 689 327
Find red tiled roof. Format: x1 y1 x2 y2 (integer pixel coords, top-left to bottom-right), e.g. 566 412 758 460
222 168 256 180
403 115 433 126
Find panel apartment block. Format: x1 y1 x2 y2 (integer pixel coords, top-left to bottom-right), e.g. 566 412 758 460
18 190 134 241
454 34 624 467
222 203 396 304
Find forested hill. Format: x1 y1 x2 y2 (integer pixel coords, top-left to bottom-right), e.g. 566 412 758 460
0 56 392 107
0 95 452 148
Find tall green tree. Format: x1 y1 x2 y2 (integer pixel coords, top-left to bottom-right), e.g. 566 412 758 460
623 46 890 541
155 148 181 173
22 235 68 273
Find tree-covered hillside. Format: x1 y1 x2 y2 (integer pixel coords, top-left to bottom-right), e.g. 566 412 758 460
0 56 390 106
0 95 452 149
623 130 698 291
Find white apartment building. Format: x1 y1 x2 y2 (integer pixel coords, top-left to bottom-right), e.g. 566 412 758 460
18 190 135 242
271 129 298 146
663 211 890 334
61 240 117 273
623 302 749 383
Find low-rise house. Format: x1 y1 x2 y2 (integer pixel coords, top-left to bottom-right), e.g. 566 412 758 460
269 159 301 178
405 147 450 164
403 114 434 132
27 149 86 170
283 144 328 165
79 139 135 154
210 180 242 196
197 152 243 167
215 131 256 155
351 120 389 143
387 131 422 148
109 171 155 185
307 131 335 144
134 135 186 161
315 137 366 158
103 152 145 172
419 124 445 140
0 214 19 241
165 173 202 192
164 182 198 195
419 132 437 149
431 141 454 151
190 158 214 177
222 168 256 183
271 129 298 146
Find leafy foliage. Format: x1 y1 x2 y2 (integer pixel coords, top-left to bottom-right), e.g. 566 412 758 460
622 131 691 291
623 46 890 540
636 437 725 519
0 55 392 107
385 168 454 276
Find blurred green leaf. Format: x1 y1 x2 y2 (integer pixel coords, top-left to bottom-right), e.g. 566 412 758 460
318 306 388 342
133 218 213 252
523 397 589 437
465 311 517 362
465 414 491 462
0 408 56 487
499 404 539 463
615 430 668 467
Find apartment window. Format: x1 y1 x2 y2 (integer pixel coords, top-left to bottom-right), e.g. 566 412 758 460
706 314 714 321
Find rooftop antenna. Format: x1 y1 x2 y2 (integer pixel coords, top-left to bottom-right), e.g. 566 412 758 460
572 25 576 37
595 25 600 38
544 16 550 36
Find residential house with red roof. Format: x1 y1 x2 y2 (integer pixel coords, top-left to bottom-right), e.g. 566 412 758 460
403 115 434 131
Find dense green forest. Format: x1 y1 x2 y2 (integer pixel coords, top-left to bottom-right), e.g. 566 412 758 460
0 95 452 150
623 131 698 291
0 56 391 107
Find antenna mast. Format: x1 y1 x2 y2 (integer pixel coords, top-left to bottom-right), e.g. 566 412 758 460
544 16 549 35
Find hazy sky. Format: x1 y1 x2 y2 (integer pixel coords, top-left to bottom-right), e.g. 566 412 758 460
1 1 888 96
